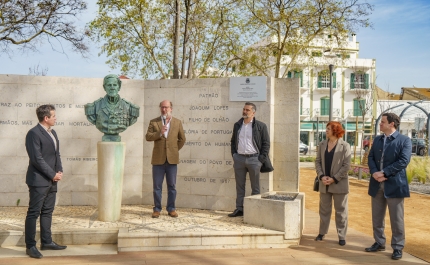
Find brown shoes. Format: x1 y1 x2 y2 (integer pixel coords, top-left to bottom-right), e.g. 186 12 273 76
152 210 178 218
168 211 178 217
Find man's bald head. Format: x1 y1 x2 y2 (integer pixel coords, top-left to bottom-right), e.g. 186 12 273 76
159 100 173 108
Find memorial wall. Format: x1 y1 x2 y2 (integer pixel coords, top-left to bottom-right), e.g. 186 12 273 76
0 75 299 211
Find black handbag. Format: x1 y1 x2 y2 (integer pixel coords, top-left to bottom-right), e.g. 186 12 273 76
260 156 274 173
313 176 319 192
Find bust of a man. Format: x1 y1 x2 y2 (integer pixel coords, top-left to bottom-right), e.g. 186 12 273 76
85 74 140 142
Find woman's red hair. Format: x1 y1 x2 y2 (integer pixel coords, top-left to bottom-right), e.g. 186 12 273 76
327 121 345 138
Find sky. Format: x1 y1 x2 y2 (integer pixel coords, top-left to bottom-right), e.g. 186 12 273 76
0 0 429 94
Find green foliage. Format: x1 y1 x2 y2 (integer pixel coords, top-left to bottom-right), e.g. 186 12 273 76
16 199 20 207
300 156 316 162
348 169 354 176
89 0 373 79
407 157 430 184
230 0 374 78
1 0 88 56
89 0 244 79
350 157 361 164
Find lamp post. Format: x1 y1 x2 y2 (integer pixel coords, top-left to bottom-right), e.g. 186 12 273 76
323 49 337 121
315 110 320 150
329 64 334 121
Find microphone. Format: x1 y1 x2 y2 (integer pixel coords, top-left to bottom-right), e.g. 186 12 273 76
162 115 167 125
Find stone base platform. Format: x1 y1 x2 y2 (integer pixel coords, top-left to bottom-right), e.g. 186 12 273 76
0 205 298 252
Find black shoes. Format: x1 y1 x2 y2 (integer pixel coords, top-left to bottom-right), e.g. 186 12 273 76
365 242 386 252
315 234 324 241
26 246 43 259
41 241 67 250
339 240 346 246
392 249 402 260
228 209 243 217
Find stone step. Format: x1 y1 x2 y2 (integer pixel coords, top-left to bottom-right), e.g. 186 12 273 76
117 228 297 252
0 228 119 247
1 228 298 252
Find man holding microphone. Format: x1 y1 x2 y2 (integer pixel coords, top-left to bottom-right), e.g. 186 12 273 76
145 100 186 218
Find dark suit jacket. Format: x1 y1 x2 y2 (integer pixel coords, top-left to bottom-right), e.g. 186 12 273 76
25 124 63 187
368 131 412 198
145 117 186 165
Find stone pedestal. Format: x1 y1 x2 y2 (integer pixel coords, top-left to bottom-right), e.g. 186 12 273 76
97 142 126 221
244 192 305 240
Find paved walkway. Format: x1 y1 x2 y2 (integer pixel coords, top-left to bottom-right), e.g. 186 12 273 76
0 206 427 264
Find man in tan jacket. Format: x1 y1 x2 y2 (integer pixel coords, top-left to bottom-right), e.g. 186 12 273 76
146 100 186 218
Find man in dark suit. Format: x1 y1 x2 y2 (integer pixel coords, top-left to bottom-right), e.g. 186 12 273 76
366 113 412 260
25 104 67 259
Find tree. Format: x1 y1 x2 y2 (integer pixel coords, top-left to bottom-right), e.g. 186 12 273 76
0 0 89 56
89 0 243 79
351 65 377 163
229 0 373 78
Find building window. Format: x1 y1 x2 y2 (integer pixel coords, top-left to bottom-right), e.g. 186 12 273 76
353 98 366 116
318 71 336 88
350 73 369 89
320 97 330 115
287 70 303 87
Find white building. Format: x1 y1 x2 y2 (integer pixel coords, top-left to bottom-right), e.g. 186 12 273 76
281 34 376 149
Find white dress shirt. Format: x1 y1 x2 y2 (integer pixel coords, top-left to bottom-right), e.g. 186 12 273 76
161 116 171 138
238 120 258 154
39 123 57 150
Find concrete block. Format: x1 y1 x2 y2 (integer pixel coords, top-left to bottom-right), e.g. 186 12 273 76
122 174 143 204
201 232 242 246
61 138 92 157
59 174 98 192
176 194 207 209
124 156 143 175
118 233 159 248
177 160 207 177
56 191 72 205
71 191 98 205
244 192 304 241
206 195 235 211
69 159 98 175
0 157 27 175
0 175 18 193
0 138 18 157
0 192 28 206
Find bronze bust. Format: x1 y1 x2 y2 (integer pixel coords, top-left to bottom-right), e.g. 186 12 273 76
85 74 140 142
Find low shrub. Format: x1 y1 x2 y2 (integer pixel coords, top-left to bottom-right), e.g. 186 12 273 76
305 156 316 162
407 156 429 184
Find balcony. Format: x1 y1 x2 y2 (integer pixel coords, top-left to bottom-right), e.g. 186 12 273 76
314 86 338 94
300 86 310 94
345 109 373 120
346 86 372 95
300 108 310 117
314 108 340 120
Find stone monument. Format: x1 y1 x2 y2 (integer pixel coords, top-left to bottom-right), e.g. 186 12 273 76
85 74 140 221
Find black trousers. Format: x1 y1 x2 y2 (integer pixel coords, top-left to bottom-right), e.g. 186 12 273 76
25 185 57 248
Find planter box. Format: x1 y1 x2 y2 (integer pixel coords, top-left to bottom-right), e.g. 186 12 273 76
244 192 305 240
